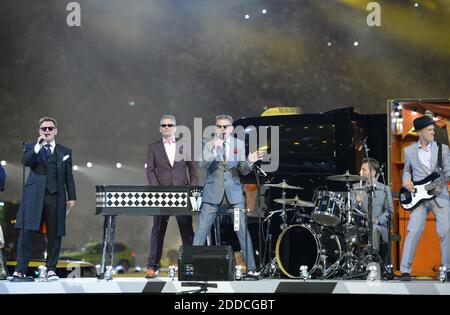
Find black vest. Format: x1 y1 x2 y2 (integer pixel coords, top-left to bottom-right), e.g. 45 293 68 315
45 152 58 194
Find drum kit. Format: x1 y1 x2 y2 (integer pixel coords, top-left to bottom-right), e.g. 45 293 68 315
261 174 378 280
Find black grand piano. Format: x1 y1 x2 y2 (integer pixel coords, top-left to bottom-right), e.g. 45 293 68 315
235 107 387 198
228 107 388 266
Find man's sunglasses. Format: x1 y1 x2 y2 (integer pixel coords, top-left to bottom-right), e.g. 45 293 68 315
160 124 175 128
40 127 55 131
216 125 231 129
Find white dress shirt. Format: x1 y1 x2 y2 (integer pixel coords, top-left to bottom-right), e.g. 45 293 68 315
224 137 250 164
34 140 56 154
163 137 176 167
417 141 432 173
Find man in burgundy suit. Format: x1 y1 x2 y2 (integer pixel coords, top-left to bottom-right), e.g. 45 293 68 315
145 114 199 278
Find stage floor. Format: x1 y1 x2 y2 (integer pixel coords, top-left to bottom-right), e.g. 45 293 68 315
1 277 450 295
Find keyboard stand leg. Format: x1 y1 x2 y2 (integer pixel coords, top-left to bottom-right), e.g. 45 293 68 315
100 215 117 279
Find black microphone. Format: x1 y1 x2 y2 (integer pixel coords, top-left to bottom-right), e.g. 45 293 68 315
220 133 226 149
358 137 367 151
253 163 267 177
38 138 45 145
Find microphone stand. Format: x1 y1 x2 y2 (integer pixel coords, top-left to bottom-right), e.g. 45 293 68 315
379 165 394 280
21 142 27 230
244 208 249 278
16 142 34 281
252 165 264 270
179 281 218 294
231 208 255 280
361 139 383 267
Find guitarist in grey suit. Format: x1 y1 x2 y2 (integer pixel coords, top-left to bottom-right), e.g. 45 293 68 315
353 158 394 254
400 116 450 281
193 115 263 276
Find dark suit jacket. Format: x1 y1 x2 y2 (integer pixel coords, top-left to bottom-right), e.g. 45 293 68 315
15 143 77 236
146 139 199 186
0 165 5 191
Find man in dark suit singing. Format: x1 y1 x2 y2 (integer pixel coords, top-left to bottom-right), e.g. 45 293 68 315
11 117 76 281
145 114 199 278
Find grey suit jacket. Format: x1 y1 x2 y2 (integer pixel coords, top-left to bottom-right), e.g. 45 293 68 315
200 137 252 205
402 141 450 208
353 181 394 242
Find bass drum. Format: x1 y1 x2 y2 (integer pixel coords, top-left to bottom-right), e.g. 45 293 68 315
275 224 344 279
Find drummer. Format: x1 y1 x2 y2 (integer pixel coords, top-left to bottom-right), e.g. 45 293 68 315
353 158 394 256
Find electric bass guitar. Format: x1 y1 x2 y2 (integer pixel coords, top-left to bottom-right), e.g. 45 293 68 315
399 172 449 210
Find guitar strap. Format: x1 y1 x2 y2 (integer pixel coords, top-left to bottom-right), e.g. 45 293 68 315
437 142 442 170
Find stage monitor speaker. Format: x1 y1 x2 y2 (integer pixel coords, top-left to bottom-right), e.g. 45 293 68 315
178 245 235 281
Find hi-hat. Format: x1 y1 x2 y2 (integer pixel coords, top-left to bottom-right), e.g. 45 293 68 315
264 182 303 190
274 197 314 207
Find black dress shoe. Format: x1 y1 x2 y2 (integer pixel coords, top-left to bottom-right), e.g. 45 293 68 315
400 273 411 281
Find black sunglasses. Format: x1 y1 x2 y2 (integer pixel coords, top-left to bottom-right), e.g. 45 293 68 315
216 125 231 129
40 127 55 131
161 124 175 128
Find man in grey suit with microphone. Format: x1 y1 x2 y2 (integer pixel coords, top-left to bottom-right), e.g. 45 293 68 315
400 115 450 281
193 115 263 276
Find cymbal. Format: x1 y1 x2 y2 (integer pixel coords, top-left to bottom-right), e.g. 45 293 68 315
274 198 314 208
327 173 367 182
264 182 303 190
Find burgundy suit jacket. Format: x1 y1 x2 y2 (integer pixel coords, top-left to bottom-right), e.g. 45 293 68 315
146 139 199 186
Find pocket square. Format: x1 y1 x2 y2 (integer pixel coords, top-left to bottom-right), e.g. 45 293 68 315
63 155 70 161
